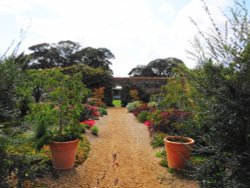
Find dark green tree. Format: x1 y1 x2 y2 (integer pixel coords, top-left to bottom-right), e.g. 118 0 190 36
0 55 29 120
128 57 185 77
28 40 81 69
73 47 115 74
148 58 184 77
27 41 115 73
128 65 156 77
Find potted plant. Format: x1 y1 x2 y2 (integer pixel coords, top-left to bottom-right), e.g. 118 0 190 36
27 69 89 169
160 70 196 169
164 135 194 169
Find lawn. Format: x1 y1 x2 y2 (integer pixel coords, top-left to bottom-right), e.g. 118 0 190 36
112 100 121 107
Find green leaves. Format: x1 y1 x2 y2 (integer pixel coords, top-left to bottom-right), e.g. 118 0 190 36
26 69 89 150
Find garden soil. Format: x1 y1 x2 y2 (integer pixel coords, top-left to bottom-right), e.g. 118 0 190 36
38 108 198 188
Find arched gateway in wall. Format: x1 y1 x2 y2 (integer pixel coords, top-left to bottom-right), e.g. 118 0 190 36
109 77 168 106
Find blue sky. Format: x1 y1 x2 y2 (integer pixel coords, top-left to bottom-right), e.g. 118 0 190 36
0 0 245 76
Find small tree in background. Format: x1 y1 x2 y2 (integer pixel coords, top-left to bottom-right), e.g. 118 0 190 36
129 89 140 101
93 87 105 106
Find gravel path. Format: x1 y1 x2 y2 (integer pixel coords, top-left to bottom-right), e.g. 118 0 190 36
40 108 198 188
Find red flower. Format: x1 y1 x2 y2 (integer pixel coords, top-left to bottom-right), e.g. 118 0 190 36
80 119 96 128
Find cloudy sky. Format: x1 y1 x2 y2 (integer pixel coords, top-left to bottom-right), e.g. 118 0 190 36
0 0 246 76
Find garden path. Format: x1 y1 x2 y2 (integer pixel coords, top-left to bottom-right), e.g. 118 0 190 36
39 108 198 188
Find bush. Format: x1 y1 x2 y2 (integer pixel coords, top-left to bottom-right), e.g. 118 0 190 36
186 1 250 187
132 104 151 117
126 101 141 112
137 111 150 123
151 133 166 148
0 136 9 187
0 57 28 121
91 126 99 136
99 107 107 116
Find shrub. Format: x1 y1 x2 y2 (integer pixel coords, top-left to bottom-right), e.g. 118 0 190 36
91 126 99 136
129 89 140 101
93 87 105 106
80 104 100 121
99 107 107 116
137 111 150 123
126 101 141 112
0 57 28 120
151 133 166 148
0 136 9 187
187 1 250 187
132 104 148 117
148 109 191 134
148 102 158 108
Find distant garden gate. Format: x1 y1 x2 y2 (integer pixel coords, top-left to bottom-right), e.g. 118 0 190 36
110 77 167 106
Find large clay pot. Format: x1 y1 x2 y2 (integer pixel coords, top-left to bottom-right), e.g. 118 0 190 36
164 136 194 169
49 139 79 169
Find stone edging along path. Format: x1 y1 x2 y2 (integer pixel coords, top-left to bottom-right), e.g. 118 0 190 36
40 108 198 188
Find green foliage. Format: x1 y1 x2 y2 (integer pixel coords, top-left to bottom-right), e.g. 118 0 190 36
74 47 115 74
120 85 131 107
99 107 108 115
75 135 91 165
160 66 196 111
61 64 113 89
137 111 150 123
126 101 142 112
128 57 185 77
0 57 29 120
155 149 166 158
186 1 250 187
3 132 90 186
149 93 164 107
0 136 10 187
160 158 168 168
27 41 115 73
61 64 114 106
26 69 89 151
150 133 166 148
91 126 99 136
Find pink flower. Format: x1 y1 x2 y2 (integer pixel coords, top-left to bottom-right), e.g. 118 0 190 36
144 120 151 127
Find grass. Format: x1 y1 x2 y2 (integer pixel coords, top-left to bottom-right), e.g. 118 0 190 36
112 99 121 107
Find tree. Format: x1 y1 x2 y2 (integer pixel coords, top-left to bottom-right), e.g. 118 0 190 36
0 56 29 120
148 58 184 77
128 65 156 77
73 47 115 74
128 57 185 77
27 41 115 73
27 41 80 69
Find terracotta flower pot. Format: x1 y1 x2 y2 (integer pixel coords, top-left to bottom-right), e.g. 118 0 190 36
49 139 79 169
164 136 194 169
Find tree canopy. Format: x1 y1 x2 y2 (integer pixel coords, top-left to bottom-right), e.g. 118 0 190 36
27 40 115 73
128 57 185 77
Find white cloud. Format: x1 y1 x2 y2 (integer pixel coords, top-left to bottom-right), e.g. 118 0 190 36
0 0 233 76
161 0 233 68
